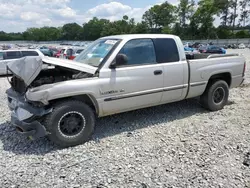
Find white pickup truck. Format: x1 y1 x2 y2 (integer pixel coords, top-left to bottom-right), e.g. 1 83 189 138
6 34 246 147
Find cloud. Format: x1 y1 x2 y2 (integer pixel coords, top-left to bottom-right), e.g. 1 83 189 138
83 2 152 23
0 0 166 32
87 2 131 17
52 7 76 18
20 12 43 21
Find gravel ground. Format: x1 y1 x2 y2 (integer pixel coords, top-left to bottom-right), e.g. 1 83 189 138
0 49 250 188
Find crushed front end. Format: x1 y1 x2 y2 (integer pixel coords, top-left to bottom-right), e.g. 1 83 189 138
6 87 52 139
5 56 96 140
5 56 51 139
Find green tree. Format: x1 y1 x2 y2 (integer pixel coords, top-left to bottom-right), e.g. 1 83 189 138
230 0 239 29
62 23 82 40
219 0 233 26
131 22 149 34
25 28 42 41
172 23 182 36
101 15 136 36
238 0 250 26
235 30 250 37
142 1 177 32
0 31 12 40
82 17 110 40
189 0 220 39
216 26 234 38
178 0 195 27
22 27 62 41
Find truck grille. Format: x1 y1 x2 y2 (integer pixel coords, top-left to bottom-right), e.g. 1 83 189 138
11 76 26 94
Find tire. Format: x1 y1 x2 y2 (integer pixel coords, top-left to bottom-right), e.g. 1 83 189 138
200 80 229 111
44 100 95 148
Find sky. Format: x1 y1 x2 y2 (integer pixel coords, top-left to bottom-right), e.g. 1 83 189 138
0 0 179 33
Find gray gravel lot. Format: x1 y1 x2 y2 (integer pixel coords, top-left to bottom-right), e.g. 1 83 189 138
0 49 250 188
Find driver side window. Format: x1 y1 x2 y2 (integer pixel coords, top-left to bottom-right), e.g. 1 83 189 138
118 39 156 66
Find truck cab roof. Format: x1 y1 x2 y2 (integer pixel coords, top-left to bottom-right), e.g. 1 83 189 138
100 34 178 40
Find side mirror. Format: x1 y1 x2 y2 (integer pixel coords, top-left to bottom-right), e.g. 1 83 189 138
110 54 128 68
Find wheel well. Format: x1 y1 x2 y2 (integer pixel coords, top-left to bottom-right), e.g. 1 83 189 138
208 73 231 87
49 94 99 115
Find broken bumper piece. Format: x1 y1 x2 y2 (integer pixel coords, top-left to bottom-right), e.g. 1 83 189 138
11 114 47 139
6 88 52 139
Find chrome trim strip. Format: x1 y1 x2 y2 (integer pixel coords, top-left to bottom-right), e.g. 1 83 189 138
190 82 207 87
104 85 187 102
163 85 187 92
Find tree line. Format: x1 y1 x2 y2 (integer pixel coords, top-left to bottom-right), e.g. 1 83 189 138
1 0 250 41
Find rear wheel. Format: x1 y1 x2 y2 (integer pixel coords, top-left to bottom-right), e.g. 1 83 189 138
200 80 229 111
44 100 95 148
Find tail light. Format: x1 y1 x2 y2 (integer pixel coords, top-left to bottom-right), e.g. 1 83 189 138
243 61 246 77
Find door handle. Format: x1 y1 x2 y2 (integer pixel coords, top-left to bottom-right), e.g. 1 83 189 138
154 70 162 75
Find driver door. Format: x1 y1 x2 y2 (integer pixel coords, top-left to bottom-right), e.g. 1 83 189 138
99 39 164 116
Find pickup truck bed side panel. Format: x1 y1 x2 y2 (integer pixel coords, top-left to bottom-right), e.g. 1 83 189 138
186 56 245 99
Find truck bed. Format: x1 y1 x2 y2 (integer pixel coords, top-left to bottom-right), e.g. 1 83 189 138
186 54 245 99
186 53 240 60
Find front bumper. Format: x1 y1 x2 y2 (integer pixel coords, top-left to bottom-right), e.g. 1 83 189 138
6 88 52 139
11 114 47 139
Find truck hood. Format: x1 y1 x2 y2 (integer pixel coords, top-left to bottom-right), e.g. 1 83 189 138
42 57 98 74
7 56 98 86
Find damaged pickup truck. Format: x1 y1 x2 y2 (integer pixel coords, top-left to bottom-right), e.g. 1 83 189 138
6 34 246 147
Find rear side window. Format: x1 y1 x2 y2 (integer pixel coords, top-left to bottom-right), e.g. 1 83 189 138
76 49 83 53
118 39 156 66
21 51 39 57
5 51 22 60
66 49 73 56
61 49 65 54
153 38 180 63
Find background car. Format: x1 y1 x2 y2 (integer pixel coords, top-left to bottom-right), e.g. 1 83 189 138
0 49 44 75
228 44 238 49
198 45 207 53
49 48 60 57
59 47 74 59
38 46 54 57
205 45 226 54
184 46 194 52
238 43 246 49
68 49 85 60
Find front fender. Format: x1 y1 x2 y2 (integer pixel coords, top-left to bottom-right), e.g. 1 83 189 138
26 78 100 104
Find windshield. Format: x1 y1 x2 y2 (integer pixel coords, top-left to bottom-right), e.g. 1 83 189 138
74 39 119 67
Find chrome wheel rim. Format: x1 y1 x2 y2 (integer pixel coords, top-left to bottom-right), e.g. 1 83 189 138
58 111 86 138
213 87 225 104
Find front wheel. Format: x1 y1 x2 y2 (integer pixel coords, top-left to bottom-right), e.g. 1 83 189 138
44 100 95 148
200 80 229 111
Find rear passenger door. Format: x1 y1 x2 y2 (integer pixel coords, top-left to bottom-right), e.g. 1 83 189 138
153 38 187 103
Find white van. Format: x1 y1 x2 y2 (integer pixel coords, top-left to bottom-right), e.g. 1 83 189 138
0 49 44 75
